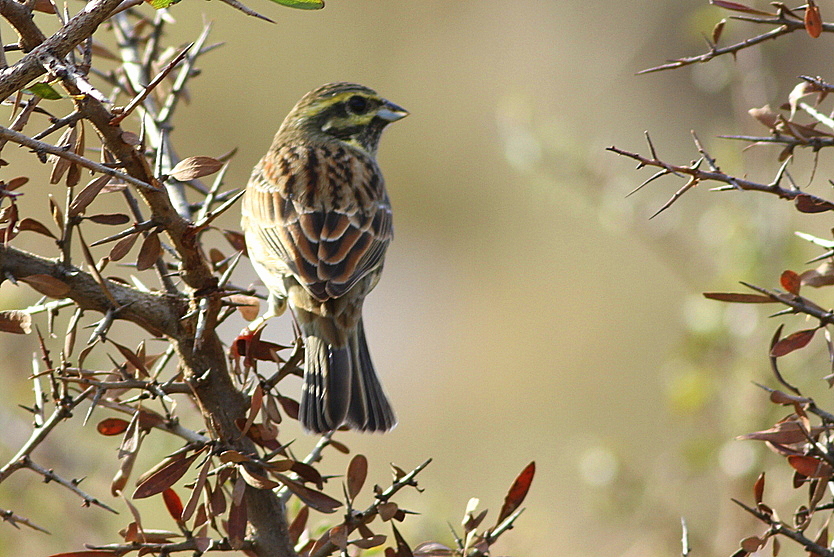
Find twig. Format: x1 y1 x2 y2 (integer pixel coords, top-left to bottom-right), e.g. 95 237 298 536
0 386 94 484
0 125 154 190
22 457 118 513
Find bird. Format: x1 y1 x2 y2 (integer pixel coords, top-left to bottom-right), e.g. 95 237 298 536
241 82 407 433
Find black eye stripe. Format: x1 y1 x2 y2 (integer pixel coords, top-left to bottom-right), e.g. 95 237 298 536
346 95 369 114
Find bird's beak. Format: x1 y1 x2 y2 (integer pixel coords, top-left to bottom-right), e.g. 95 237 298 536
377 100 409 122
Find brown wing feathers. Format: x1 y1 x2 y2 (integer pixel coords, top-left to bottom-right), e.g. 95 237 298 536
248 145 391 302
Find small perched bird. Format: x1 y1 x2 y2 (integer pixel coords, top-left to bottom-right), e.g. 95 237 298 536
241 82 407 433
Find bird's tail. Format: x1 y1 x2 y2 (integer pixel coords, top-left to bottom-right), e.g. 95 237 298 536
299 319 396 433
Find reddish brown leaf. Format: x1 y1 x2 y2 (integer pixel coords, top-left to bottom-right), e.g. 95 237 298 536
330 525 349 550
68 174 110 218
169 156 223 181
288 505 309 546
18 217 56 239
379 501 399 522
769 389 811 405
330 439 350 454
20 274 71 298
496 461 535 526
110 341 148 377
87 213 131 225
771 328 818 357
133 452 200 499
183 458 211 523
273 473 342 513
44 548 121 557
49 127 76 184
136 231 161 271
0 310 31 334
227 478 247 549
703 292 774 303
795 194 834 213
6 176 28 191
753 472 765 504
738 421 823 444
353 535 388 549
239 464 280 490
780 270 801 295
278 395 300 420
223 229 247 254
805 1 823 38
347 454 368 501
162 488 184 521
109 232 139 262
710 0 774 15
740 536 764 553
97 417 130 436
290 461 324 489
391 523 414 557
787 455 833 478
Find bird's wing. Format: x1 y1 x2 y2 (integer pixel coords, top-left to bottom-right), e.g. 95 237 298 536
243 145 393 302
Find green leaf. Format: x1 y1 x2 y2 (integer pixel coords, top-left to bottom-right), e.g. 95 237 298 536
269 0 324 9
149 0 181 8
23 83 62 100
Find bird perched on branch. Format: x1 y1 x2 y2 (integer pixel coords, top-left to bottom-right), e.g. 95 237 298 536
241 82 407 433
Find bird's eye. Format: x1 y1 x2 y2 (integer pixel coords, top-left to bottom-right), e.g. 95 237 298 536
346 95 369 115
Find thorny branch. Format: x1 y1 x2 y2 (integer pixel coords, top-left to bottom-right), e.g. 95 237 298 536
639 4 827 74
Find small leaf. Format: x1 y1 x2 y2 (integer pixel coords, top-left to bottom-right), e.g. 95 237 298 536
223 229 247 254
68 175 110 218
227 478 247 549
795 194 834 213
740 536 764 553
346 454 368 501
391 523 414 557
711 19 726 44
133 452 201 499
49 127 76 184
87 213 131 225
496 461 535 526
31 0 56 13
148 0 181 9
25 82 63 100
110 232 140 262
788 455 833 478
162 488 184 521
703 292 774 303
288 506 308 546
136 231 161 271
273 473 342 513
330 525 348 550
771 328 818 357
352 535 388 549
17 217 56 239
0 310 31 334
753 473 765 505
239 464 280 490
269 0 324 8
780 270 801 295
769 389 811 405
710 0 774 16
20 274 71 298
97 417 130 436
805 1 823 38
169 156 223 181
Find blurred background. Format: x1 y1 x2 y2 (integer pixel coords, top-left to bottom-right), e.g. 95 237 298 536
5 0 834 555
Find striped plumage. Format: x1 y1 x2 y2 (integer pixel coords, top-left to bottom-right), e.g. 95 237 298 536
241 83 407 433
